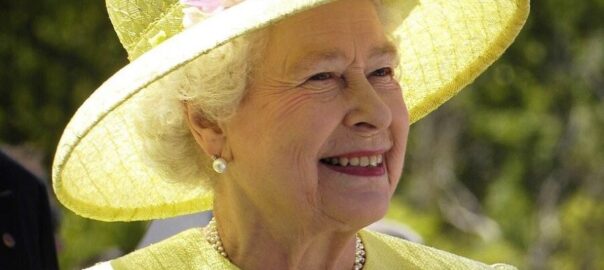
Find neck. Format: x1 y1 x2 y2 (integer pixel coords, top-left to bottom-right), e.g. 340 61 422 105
212 181 360 270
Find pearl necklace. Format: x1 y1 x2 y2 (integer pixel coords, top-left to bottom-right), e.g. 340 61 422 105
204 218 366 270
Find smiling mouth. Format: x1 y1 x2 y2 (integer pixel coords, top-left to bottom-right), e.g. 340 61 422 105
319 154 384 167
319 154 386 177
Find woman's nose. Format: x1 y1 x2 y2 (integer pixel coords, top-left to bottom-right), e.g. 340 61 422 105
343 78 392 135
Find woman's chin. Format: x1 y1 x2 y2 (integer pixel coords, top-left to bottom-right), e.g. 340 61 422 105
317 163 393 229
319 195 390 230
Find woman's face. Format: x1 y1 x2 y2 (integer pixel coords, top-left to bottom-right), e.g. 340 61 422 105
222 0 409 229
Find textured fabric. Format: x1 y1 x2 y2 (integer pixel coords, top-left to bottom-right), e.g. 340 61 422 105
106 0 185 61
361 231 516 269
52 0 530 221
84 229 516 269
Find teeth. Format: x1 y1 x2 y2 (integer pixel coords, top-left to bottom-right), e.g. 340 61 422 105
369 156 378 166
321 155 384 167
338 157 349 166
359 156 369 167
330 158 339 165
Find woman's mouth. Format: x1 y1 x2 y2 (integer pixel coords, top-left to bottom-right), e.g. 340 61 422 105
319 153 386 177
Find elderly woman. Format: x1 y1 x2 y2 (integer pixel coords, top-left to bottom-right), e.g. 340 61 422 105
53 0 529 269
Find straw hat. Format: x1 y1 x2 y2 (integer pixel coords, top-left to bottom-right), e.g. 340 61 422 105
53 0 530 221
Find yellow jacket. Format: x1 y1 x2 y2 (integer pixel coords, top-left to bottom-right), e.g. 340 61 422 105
89 229 516 269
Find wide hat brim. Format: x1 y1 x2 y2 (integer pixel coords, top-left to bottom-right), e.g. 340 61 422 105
53 0 529 221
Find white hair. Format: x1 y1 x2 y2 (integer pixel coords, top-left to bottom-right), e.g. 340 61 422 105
134 29 269 187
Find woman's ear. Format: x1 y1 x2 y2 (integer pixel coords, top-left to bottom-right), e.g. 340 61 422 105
183 102 225 157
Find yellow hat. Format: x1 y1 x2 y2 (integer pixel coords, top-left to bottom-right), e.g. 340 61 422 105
53 0 530 221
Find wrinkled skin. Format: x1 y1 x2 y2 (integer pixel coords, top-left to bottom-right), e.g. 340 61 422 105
187 0 409 269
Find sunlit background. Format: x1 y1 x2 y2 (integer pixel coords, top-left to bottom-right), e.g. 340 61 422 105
1 1 603 269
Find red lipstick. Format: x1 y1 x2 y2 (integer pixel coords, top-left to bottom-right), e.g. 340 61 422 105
319 150 387 177
322 162 386 177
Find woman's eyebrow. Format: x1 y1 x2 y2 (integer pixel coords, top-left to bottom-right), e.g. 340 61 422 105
368 42 399 60
290 42 399 75
289 50 348 76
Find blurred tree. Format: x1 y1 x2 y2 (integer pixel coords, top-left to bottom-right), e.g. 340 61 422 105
396 0 604 269
0 1 127 152
0 1 146 269
1 0 602 269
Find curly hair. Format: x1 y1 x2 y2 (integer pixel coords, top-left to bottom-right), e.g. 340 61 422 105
134 29 269 187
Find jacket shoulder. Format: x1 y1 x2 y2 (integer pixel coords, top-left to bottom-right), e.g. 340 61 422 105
360 230 517 270
106 228 237 270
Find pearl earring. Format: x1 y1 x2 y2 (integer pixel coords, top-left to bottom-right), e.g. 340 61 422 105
212 155 227 173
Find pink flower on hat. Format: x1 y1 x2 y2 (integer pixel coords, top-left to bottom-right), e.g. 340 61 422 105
181 0 223 13
181 0 243 27
181 0 243 14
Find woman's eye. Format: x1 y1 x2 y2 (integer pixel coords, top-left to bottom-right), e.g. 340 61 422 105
309 72 333 81
371 67 393 77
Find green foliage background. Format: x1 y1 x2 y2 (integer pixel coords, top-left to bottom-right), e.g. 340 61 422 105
1 1 602 269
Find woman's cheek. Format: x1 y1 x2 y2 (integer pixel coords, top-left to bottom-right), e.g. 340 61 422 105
379 82 407 181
